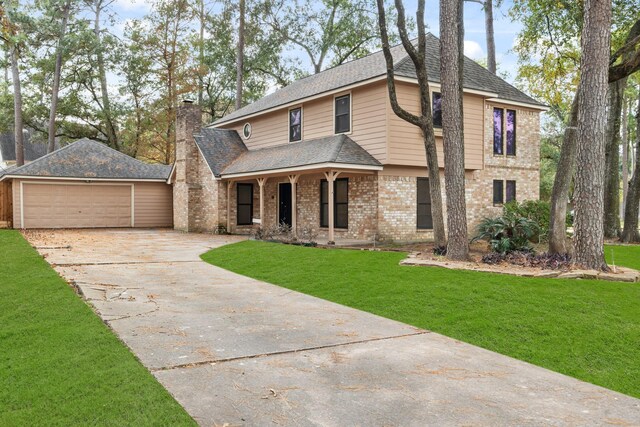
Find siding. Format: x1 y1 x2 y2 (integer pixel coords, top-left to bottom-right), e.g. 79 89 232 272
134 182 173 227
223 81 389 163
387 81 484 169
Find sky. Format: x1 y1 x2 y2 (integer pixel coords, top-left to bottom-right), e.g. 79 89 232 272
108 0 524 84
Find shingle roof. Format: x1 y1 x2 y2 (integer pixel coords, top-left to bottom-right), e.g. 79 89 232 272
0 130 59 162
213 33 544 126
193 128 248 177
221 134 381 176
0 138 171 181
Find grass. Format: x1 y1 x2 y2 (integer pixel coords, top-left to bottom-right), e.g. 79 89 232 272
606 244 640 270
203 240 640 399
0 230 195 426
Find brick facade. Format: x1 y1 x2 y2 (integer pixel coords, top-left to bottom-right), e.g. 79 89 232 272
173 102 540 242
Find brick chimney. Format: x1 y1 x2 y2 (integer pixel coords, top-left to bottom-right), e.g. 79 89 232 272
174 100 202 231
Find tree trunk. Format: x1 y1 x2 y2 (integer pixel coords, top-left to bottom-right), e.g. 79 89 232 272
47 0 71 154
198 0 205 106
573 0 611 270
621 95 629 220
548 97 579 254
94 1 119 150
603 79 625 237
484 0 496 74
235 0 245 111
620 90 640 243
440 0 468 260
10 44 24 167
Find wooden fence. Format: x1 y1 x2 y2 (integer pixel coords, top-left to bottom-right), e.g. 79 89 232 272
0 180 13 228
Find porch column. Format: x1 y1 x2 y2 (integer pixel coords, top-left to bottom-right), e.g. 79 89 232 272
257 178 268 227
226 180 233 233
323 170 341 244
288 174 299 237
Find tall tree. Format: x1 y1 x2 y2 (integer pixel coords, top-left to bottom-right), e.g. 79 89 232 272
235 0 245 110
621 89 640 243
47 0 72 153
441 0 468 259
572 0 611 270
465 0 496 74
621 94 630 215
602 78 625 237
376 0 447 248
266 0 387 74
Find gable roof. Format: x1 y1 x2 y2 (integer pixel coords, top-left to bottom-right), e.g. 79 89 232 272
0 131 59 163
221 134 382 177
0 138 171 181
213 33 545 126
193 128 248 177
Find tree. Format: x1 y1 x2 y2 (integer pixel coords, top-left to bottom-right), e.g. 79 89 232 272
1 0 25 166
465 0 496 74
440 0 468 259
621 89 640 243
572 0 611 270
47 0 72 153
376 0 447 248
235 0 245 110
266 0 386 74
602 78 625 237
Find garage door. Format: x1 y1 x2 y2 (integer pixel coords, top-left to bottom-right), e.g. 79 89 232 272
22 183 132 228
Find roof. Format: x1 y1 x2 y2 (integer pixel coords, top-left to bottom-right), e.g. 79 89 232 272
0 138 172 181
221 134 382 176
193 128 248 176
0 130 59 162
213 33 545 126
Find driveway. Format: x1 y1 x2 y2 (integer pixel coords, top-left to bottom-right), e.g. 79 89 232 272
27 229 640 426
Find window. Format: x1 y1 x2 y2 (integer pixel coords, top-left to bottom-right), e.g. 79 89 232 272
506 109 516 155
334 94 351 134
506 180 516 202
432 92 442 128
289 107 302 142
417 178 433 229
242 123 252 139
237 183 253 225
320 178 348 228
493 108 503 155
493 180 504 205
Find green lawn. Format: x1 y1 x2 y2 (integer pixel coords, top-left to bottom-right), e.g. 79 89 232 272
0 230 195 426
203 240 640 399
606 244 640 270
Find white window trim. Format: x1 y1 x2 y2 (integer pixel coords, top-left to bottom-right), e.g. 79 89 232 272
242 122 252 140
288 105 303 143
333 92 353 135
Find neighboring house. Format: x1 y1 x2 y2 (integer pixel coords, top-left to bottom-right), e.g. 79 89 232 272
0 130 57 170
173 34 546 242
0 139 173 228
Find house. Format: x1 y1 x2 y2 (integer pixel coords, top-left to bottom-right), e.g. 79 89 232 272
172 34 546 242
0 139 173 228
0 130 57 170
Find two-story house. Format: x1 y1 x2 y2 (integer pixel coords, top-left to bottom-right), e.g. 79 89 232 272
173 33 546 242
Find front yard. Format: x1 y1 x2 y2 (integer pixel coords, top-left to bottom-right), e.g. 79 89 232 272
203 241 640 399
0 230 194 425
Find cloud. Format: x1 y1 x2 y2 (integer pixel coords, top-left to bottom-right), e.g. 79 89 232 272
463 40 484 60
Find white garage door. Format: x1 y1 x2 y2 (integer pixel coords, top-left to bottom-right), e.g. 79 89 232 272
22 183 132 228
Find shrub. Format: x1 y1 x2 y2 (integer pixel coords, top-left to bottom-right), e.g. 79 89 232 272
503 200 572 242
473 212 539 254
253 223 317 246
481 251 572 270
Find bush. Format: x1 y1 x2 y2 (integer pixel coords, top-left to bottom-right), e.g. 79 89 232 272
481 251 572 270
473 211 539 254
503 200 572 242
253 223 317 246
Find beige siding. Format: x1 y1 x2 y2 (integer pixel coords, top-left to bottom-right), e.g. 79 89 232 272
387 81 484 169
222 82 389 163
134 182 173 227
12 179 172 229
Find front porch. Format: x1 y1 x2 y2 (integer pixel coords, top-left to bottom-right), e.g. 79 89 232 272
223 166 380 244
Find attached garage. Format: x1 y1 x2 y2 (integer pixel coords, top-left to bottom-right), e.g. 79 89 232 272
1 139 173 229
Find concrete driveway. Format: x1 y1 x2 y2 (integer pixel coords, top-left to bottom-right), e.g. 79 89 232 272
26 229 640 426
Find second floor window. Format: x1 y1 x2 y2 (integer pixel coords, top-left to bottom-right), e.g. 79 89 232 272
289 108 302 142
335 94 351 134
494 107 517 156
432 92 442 128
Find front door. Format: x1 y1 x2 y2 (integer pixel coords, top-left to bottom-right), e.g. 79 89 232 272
278 183 292 227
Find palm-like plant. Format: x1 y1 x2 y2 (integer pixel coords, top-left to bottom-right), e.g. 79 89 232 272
473 212 540 254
